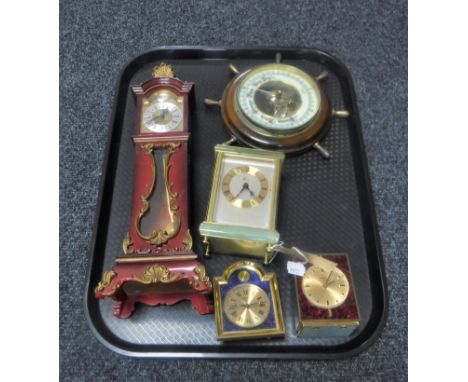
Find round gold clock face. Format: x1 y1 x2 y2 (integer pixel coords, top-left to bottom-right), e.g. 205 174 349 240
142 97 183 133
221 165 269 208
223 284 271 328
301 264 350 309
235 64 322 133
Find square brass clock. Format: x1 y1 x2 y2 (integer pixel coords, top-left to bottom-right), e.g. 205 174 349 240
214 261 285 341
199 144 285 263
295 253 360 337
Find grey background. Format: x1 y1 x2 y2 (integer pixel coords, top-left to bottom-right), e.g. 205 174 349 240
60 0 407 380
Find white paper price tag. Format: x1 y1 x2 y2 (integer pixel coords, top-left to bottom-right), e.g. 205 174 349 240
287 261 305 277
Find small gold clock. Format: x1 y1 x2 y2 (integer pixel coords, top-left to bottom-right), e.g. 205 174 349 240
214 261 285 341
295 253 360 337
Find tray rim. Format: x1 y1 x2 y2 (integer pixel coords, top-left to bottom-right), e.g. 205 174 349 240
83 45 388 359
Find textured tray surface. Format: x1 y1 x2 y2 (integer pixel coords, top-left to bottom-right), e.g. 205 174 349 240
85 48 386 358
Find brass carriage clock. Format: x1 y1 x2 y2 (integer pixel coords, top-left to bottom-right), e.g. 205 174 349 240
295 253 360 337
199 144 284 263
95 63 213 318
213 261 285 341
205 53 350 157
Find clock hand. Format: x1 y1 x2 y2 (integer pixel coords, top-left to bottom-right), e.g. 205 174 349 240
256 88 277 97
260 90 292 118
248 302 262 306
243 183 256 196
323 269 335 288
153 109 165 123
234 182 249 198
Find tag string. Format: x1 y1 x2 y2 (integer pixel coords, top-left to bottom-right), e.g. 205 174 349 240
268 243 310 264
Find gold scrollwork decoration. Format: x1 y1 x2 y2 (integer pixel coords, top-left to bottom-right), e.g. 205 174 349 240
95 269 117 292
135 143 181 246
181 229 193 251
132 264 181 284
193 263 212 289
122 232 134 255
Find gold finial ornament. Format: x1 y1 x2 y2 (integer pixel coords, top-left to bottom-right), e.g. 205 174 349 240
152 62 175 78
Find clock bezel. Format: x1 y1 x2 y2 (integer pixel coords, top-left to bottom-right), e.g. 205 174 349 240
140 91 184 134
301 263 350 309
221 165 269 209
222 283 271 328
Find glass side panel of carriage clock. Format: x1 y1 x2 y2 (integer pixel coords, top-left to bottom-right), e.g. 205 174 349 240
212 155 275 229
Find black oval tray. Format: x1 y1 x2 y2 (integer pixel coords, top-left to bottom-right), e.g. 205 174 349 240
84 47 387 359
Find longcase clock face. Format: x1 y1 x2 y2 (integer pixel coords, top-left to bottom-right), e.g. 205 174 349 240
140 90 184 133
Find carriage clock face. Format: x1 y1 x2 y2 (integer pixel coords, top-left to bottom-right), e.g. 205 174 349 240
212 152 279 229
301 263 350 309
236 64 321 133
223 282 271 328
141 91 183 133
221 165 269 209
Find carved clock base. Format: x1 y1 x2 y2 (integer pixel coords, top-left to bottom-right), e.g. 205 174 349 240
112 292 213 319
95 260 213 318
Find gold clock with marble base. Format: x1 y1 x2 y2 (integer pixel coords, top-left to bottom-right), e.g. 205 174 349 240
199 144 284 264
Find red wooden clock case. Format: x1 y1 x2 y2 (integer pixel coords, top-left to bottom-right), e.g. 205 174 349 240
95 72 213 318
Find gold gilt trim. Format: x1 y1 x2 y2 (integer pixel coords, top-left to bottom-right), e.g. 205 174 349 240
115 254 197 263
193 263 212 289
152 63 175 78
135 143 181 246
181 229 193 251
132 264 181 284
122 232 133 255
95 269 117 292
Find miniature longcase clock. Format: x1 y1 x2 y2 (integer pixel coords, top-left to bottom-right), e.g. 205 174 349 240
94 63 213 318
295 253 360 337
199 144 284 264
214 261 285 341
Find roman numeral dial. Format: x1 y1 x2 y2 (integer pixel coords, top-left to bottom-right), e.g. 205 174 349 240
223 284 271 328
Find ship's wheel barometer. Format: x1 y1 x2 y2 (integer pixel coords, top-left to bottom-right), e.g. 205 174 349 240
95 63 213 318
205 53 350 157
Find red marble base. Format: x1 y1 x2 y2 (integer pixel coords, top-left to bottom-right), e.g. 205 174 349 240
95 259 213 318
